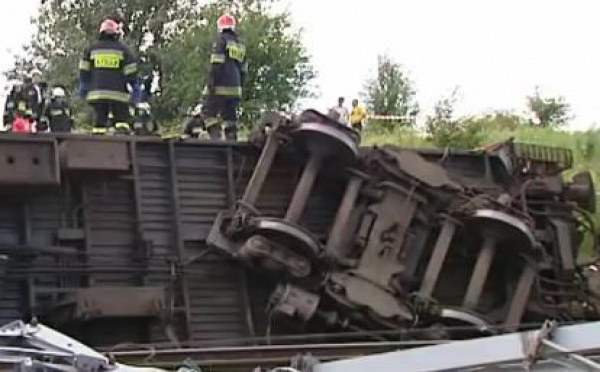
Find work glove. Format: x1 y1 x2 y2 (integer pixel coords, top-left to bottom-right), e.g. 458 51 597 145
78 82 90 101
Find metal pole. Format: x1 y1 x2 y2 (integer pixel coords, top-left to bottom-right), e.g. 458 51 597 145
419 218 458 298
241 133 282 207
325 171 367 260
284 155 322 223
463 236 496 309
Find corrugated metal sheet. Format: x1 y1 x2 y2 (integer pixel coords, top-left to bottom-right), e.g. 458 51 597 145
85 178 137 285
174 144 230 241
185 241 248 343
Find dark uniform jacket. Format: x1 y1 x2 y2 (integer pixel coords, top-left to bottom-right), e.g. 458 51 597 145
44 99 73 132
205 30 247 97
79 37 138 103
24 82 47 120
4 85 28 124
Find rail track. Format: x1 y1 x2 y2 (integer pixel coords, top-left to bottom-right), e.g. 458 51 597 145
106 322 569 371
108 340 444 371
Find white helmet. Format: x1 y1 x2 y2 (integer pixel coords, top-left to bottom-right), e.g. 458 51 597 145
29 69 42 78
51 87 66 98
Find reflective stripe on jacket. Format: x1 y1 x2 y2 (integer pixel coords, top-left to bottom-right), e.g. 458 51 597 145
207 30 247 97
79 38 138 103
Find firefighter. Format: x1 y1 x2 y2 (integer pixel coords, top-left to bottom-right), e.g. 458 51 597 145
182 103 207 139
132 102 159 136
138 52 161 102
3 81 26 129
78 18 141 135
5 80 37 132
201 13 247 141
42 87 74 133
24 69 47 123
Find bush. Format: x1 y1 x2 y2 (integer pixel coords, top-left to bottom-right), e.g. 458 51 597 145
425 116 485 149
423 88 484 149
472 111 525 131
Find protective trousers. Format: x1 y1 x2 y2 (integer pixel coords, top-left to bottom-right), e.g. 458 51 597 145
201 95 240 141
50 117 73 133
90 100 131 134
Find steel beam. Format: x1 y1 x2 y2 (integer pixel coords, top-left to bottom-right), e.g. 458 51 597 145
314 321 600 372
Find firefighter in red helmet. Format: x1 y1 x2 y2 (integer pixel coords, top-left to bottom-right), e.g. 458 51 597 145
78 18 140 135
201 13 247 141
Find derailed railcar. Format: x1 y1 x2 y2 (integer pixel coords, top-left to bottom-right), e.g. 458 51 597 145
207 110 600 341
0 129 343 348
0 110 596 361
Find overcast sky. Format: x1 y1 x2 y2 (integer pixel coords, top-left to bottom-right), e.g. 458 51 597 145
1 0 599 130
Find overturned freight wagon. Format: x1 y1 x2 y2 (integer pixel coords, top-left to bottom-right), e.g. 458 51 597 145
0 110 598 368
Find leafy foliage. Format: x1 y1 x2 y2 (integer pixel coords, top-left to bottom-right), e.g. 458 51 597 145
10 0 199 92
526 87 571 128
424 88 484 149
574 127 600 167
357 54 576 150
362 54 419 130
158 0 316 123
10 0 315 127
471 111 525 131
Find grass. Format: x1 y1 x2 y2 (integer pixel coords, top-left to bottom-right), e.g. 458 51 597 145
164 118 600 182
364 125 600 177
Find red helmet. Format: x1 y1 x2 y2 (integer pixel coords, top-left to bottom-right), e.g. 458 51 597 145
12 117 33 133
217 13 236 32
99 19 120 34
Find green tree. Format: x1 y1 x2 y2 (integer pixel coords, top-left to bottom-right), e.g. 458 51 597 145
158 0 316 124
362 54 419 130
10 0 199 92
425 88 484 149
526 87 571 128
10 0 315 127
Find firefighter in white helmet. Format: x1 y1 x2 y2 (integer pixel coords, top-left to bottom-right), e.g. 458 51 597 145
42 87 73 133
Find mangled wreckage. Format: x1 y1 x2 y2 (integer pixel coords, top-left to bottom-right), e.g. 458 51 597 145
0 109 597 368
209 109 600 338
